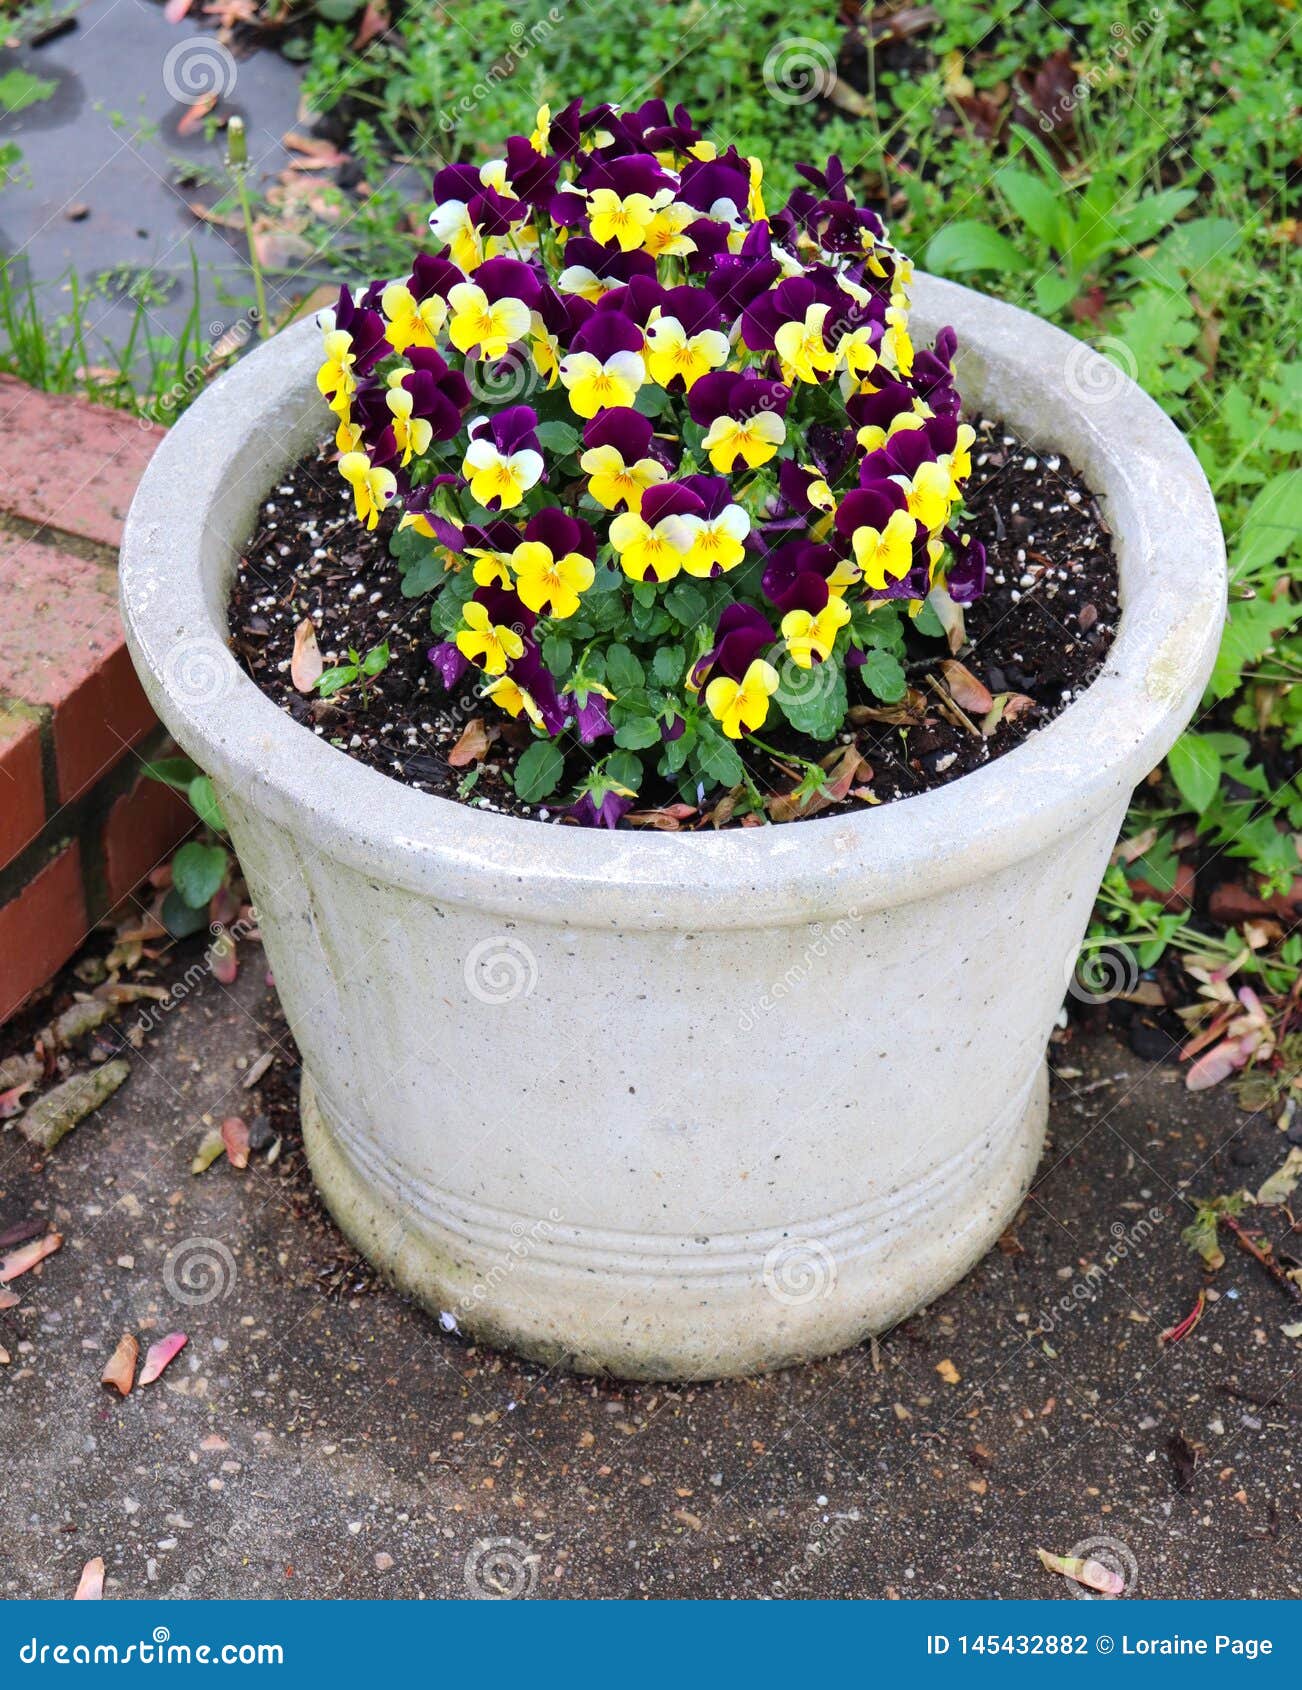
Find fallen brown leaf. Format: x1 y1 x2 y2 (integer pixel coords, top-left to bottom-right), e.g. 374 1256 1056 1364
73 1557 105 1600
448 717 490 768
177 95 217 136
0 1231 63 1283
940 659 994 715
101 1333 139 1396
290 618 323 693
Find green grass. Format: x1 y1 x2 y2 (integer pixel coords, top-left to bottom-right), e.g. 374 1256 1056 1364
0 253 220 422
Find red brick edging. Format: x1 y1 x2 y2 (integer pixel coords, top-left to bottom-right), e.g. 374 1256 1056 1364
0 376 194 1022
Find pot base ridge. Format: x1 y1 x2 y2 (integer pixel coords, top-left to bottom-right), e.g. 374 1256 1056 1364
301 1065 1047 1381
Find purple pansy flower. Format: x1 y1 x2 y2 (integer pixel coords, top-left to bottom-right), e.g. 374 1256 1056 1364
690 604 775 691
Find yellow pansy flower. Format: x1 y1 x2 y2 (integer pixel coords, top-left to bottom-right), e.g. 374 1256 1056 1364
558 350 646 419
461 437 544 511
705 658 780 739
338 453 397 531
468 550 514 589
384 374 433 468
446 282 532 359
903 461 954 533
941 423 976 497
578 443 667 512
483 674 545 729
851 508 917 589
700 411 786 474
586 187 664 252
644 315 730 391
380 283 447 354
680 506 750 578
642 202 698 258
454 600 524 675
509 540 595 619
429 200 483 272
780 596 851 669
607 509 693 584
774 303 838 384
316 329 356 413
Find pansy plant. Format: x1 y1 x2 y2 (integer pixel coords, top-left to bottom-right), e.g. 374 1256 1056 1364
317 99 986 826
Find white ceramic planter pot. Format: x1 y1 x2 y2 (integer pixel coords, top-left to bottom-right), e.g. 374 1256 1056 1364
120 276 1224 1380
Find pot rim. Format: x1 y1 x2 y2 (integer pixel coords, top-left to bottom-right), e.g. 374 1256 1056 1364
119 274 1225 930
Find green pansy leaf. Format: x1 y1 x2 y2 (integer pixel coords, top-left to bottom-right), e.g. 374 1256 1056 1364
859 649 907 704
187 775 227 834
513 739 566 803
171 841 229 910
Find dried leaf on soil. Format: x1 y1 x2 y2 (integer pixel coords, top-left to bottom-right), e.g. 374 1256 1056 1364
0 1231 63 1283
448 717 491 767
191 1127 226 1174
940 659 994 715
1256 1148 1302 1207
1037 1546 1125 1595
290 618 323 692
139 1331 188 1386
17 1059 131 1152
73 1557 105 1600
101 1333 139 1396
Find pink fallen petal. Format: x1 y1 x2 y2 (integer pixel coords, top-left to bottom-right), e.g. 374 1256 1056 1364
101 1333 138 1396
208 929 239 985
139 1331 188 1386
1185 1040 1243 1092
0 1082 35 1119
74 1557 105 1600
290 618 323 692
0 1287 20 1310
221 1116 250 1169
0 1231 63 1283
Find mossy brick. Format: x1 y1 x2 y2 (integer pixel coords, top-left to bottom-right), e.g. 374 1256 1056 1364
0 531 156 804
0 375 166 550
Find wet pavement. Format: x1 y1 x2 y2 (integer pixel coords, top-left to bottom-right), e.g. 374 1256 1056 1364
0 0 304 355
1 936 1300 1600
